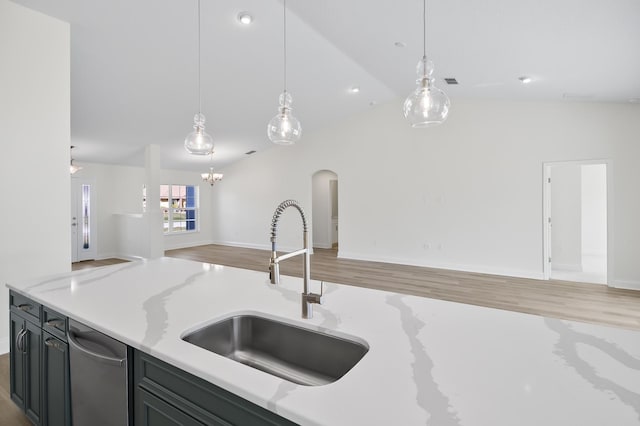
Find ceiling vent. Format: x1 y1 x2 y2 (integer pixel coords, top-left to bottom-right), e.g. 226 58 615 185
444 78 458 85
245 150 256 155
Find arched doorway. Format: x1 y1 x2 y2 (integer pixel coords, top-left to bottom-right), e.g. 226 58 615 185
312 170 338 251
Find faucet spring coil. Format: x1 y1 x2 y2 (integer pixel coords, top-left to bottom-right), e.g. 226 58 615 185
270 199 307 241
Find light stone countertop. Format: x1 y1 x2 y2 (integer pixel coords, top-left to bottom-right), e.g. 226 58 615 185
7 257 640 426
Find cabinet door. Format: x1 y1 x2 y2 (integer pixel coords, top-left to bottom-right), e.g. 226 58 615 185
24 320 42 425
137 388 207 426
9 312 26 410
43 332 71 426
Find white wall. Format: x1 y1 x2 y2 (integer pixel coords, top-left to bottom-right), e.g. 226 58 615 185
550 165 583 271
211 98 640 289
581 164 607 256
312 170 337 249
76 162 216 258
0 0 70 353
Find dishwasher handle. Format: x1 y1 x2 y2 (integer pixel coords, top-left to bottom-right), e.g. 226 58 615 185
67 330 126 367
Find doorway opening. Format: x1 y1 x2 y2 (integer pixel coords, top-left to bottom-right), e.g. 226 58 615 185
71 177 97 263
543 161 610 285
311 170 338 255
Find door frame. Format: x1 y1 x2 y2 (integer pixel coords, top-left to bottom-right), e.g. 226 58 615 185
311 170 338 250
71 177 97 262
542 159 613 285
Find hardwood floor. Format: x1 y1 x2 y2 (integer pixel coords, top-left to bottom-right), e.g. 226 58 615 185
72 257 129 271
0 354 31 426
165 244 640 331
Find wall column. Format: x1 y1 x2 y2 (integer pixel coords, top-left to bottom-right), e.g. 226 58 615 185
143 144 164 258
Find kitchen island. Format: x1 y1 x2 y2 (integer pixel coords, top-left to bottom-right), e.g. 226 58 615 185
7 257 640 425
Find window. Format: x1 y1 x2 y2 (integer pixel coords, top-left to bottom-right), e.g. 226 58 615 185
161 184 198 233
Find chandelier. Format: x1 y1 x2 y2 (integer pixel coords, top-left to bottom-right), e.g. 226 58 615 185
201 167 223 186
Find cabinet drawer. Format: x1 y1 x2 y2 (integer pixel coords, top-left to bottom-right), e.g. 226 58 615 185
137 387 209 426
42 332 71 426
43 306 68 341
134 351 297 426
10 291 41 324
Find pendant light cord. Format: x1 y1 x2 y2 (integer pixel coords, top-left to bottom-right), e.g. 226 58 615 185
423 0 427 59
198 0 202 114
283 0 287 93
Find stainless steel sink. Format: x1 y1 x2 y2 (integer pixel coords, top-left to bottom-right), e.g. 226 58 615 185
182 314 368 386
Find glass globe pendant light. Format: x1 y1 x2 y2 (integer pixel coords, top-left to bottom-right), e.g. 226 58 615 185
184 0 214 155
267 0 301 145
403 0 450 127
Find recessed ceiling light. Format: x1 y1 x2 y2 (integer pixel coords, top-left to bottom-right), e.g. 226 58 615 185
394 41 406 48
349 86 360 94
237 12 253 25
518 76 532 84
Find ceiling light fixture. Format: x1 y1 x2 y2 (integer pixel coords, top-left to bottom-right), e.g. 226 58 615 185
184 0 214 155
518 76 532 84
70 145 82 174
403 0 450 127
267 0 301 145
201 151 223 186
237 12 253 25
201 167 224 186
349 86 360 94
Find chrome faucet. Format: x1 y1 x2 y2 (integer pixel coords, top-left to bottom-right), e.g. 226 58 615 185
269 200 323 319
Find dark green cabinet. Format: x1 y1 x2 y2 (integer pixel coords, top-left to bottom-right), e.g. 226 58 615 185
43 332 71 426
134 350 298 426
25 320 43 424
9 312 27 411
10 309 42 425
10 291 300 426
9 291 70 426
138 387 206 426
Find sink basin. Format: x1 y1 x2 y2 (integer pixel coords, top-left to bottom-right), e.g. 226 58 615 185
182 314 368 386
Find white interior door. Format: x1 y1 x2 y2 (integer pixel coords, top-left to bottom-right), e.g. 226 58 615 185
71 178 97 262
543 161 609 285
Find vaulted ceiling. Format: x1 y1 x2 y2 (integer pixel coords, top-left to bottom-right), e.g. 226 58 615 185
12 0 640 171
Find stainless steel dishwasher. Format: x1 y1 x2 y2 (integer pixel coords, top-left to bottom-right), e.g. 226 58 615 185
68 319 129 426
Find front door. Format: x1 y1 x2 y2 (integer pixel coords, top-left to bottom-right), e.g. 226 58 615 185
71 178 97 262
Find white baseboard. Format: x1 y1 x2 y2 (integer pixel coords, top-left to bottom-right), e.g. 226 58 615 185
212 240 270 251
338 251 545 281
212 240 312 255
117 255 146 262
96 252 134 261
164 239 215 251
95 252 143 262
313 243 333 249
210 243 544 281
0 336 8 355
610 279 640 291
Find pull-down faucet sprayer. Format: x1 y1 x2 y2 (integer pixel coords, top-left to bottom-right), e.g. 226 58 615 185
268 200 323 319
